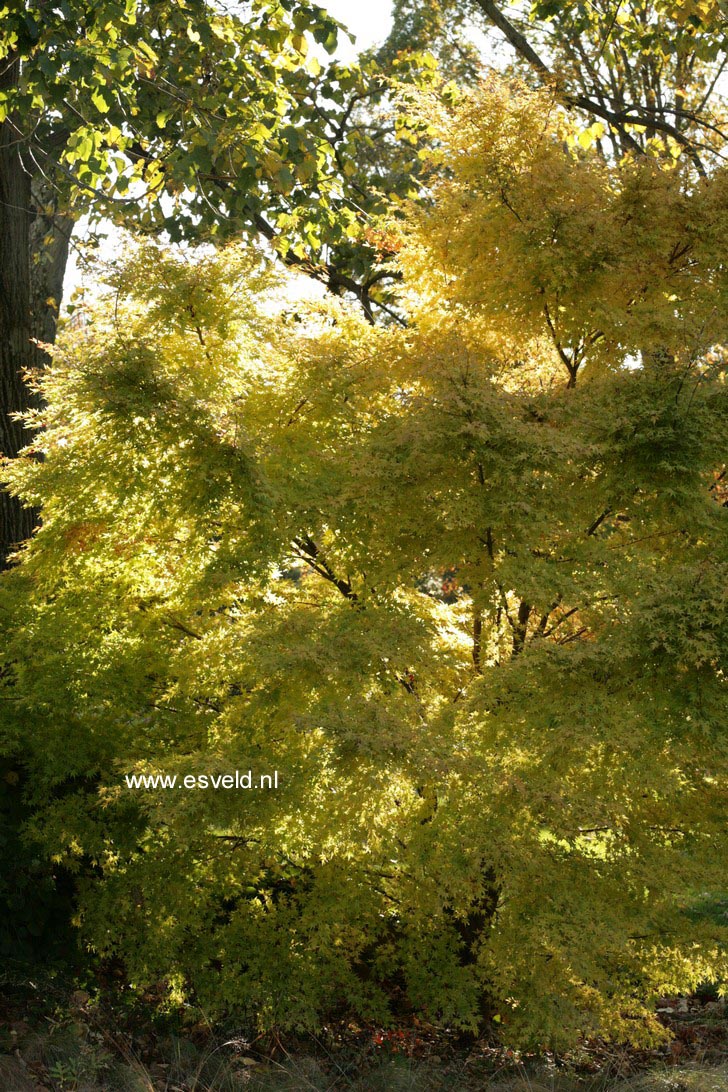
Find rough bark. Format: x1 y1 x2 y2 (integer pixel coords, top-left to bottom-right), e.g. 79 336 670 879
0 52 39 570
29 177 74 349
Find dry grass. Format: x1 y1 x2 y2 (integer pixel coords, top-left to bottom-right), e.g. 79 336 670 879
10 1035 728 1092
3 975 726 1092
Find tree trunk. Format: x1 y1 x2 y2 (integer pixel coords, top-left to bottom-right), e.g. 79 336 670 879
29 177 74 348
0 53 38 570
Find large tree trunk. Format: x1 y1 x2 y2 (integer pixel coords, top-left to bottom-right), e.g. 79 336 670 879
0 50 73 570
29 177 74 348
0 53 38 571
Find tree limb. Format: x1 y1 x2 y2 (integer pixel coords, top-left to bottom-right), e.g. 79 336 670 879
292 535 358 601
471 0 707 173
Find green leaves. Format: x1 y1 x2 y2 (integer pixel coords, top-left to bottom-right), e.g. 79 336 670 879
90 86 111 114
3 66 728 1049
523 0 727 169
0 0 364 264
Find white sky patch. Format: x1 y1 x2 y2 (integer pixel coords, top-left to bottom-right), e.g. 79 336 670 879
324 0 393 59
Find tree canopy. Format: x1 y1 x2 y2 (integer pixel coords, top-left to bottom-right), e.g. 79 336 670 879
0 0 420 565
2 76 727 1046
470 0 728 170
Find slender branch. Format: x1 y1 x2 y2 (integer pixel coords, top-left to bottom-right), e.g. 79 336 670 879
543 605 580 638
472 609 483 673
606 526 685 550
473 0 551 76
586 508 611 536
162 616 203 640
471 0 707 173
511 599 531 656
292 535 358 601
543 300 578 385
535 596 561 637
285 397 308 427
253 213 407 327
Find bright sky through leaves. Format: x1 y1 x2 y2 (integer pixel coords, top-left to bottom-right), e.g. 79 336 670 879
64 0 395 301
324 0 393 57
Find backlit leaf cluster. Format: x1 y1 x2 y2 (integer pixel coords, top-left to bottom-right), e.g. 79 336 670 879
2 79 727 1047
